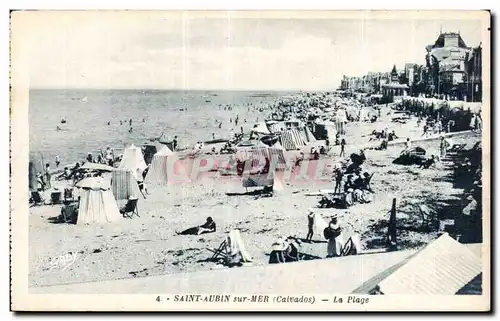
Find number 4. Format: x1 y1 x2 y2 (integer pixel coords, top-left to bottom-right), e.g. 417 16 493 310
156 296 161 302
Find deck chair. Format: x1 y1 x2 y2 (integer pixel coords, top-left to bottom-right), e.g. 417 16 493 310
64 188 74 202
121 198 139 218
418 204 437 230
340 233 361 256
30 191 45 206
208 239 229 261
363 173 375 192
50 191 62 205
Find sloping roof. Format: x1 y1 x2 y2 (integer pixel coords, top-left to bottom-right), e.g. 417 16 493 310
252 122 270 135
79 163 116 172
376 234 482 295
75 177 111 190
31 248 417 294
156 145 173 156
280 129 307 150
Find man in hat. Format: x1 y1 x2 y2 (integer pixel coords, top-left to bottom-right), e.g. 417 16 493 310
325 214 342 258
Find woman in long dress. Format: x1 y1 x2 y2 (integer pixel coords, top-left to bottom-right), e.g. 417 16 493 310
325 214 343 258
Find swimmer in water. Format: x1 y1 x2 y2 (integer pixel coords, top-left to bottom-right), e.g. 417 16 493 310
56 126 61 131
129 127 133 133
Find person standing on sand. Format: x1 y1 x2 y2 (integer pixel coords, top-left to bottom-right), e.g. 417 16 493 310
173 136 178 151
340 138 346 157
334 167 344 194
325 214 342 258
44 164 52 189
306 209 315 242
55 156 60 168
36 173 45 191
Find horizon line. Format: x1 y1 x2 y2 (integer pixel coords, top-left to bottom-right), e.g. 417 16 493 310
29 87 341 92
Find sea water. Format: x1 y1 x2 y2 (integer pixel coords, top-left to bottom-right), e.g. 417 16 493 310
29 89 293 169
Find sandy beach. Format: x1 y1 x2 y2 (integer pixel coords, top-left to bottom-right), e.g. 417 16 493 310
28 104 481 288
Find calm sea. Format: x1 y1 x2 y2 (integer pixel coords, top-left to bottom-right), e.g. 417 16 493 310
29 89 296 169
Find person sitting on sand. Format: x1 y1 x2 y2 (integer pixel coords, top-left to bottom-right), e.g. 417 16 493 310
419 155 437 169
176 217 216 236
388 130 398 141
284 237 301 262
268 238 287 264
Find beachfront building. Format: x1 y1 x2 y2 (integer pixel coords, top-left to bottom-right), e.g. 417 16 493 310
340 72 390 94
465 43 482 102
425 31 473 100
381 65 409 103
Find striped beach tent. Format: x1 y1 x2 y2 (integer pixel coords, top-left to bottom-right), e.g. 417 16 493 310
299 126 317 143
111 169 141 201
236 147 288 173
280 129 307 151
145 146 175 186
75 177 121 225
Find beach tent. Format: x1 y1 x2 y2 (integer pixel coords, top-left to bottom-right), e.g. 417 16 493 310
111 169 141 201
28 161 37 191
80 163 116 172
272 141 284 150
266 121 286 134
251 122 270 135
145 146 175 186
299 126 317 143
235 146 287 172
280 129 307 151
119 144 147 179
352 233 482 295
75 177 121 225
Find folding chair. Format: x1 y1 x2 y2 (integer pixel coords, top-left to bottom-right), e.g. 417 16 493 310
364 173 375 192
50 191 62 205
207 239 229 261
121 198 139 218
64 188 74 202
30 191 45 206
418 204 437 230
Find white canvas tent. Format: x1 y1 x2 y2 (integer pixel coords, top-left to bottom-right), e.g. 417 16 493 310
145 146 176 186
119 144 148 179
75 177 121 225
251 122 270 135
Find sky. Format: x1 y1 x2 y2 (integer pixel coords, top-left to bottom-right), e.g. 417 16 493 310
13 11 487 90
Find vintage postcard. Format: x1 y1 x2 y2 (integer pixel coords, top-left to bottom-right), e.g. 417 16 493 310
10 10 490 311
